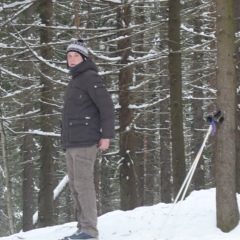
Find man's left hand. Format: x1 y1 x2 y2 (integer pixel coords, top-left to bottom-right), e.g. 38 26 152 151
98 138 110 150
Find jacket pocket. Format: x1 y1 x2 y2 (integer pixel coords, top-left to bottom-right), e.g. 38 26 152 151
93 82 107 97
68 119 89 143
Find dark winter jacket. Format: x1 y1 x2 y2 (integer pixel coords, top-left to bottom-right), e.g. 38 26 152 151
61 58 115 150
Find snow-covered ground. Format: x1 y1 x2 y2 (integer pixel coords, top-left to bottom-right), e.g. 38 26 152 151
1 188 240 240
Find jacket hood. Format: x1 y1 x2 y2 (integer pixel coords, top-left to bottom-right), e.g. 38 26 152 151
69 58 99 77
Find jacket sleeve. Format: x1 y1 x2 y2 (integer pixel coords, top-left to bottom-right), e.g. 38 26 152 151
86 72 115 139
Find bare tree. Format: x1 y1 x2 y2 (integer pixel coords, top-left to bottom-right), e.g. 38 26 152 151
0 107 16 234
159 0 172 203
215 0 239 232
168 0 186 198
117 2 138 210
191 0 205 190
20 3 36 231
208 2 217 187
234 0 240 194
134 0 145 207
38 0 54 227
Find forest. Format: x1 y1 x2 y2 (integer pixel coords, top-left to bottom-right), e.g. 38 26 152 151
0 0 240 237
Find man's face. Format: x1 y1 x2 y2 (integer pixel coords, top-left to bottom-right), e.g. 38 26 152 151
67 52 84 67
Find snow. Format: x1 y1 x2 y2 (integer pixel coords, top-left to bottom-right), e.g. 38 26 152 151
1 188 240 240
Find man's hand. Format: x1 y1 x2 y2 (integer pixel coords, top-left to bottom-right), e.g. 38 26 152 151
98 138 110 150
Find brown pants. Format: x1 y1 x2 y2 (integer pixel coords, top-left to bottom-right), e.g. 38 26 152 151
65 146 98 238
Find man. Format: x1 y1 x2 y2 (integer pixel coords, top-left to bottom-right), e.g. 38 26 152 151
61 39 115 240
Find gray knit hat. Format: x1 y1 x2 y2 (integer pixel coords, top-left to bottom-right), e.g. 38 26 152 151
67 39 88 59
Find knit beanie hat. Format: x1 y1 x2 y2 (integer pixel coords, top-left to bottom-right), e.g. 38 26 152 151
66 39 88 59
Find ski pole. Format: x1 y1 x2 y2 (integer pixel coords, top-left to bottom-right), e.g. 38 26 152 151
177 122 213 203
160 122 214 238
165 122 214 218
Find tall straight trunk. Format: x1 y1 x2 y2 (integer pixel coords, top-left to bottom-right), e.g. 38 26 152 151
144 120 157 206
168 0 186 198
21 3 35 231
117 2 137 210
192 0 204 190
22 133 34 231
100 155 112 214
215 0 239 232
234 0 240 194
134 1 145 207
0 108 16 234
74 0 80 38
159 0 172 203
208 2 217 187
38 0 54 227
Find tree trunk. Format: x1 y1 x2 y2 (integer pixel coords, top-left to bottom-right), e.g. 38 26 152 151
38 0 54 227
21 3 35 231
234 0 240 194
192 0 205 190
159 0 172 203
100 155 112 214
74 0 80 38
22 132 35 231
215 0 239 232
168 0 186 198
134 1 145 207
0 108 16 234
208 2 217 188
94 158 100 215
118 2 138 210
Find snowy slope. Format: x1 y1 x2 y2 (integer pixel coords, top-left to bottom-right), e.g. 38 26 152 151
1 189 240 240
